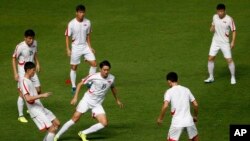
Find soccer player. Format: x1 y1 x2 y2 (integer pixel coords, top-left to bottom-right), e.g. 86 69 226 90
20 62 60 141
66 4 97 93
204 3 237 84
157 72 199 141
12 29 41 123
54 60 123 141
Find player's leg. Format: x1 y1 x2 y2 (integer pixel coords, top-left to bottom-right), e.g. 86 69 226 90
55 100 88 140
70 48 82 93
167 126 183 141
221 44 236 84
17 80 28 123
84 47 97 75
187 125 199 141
79 105 106 140
205 42 219 83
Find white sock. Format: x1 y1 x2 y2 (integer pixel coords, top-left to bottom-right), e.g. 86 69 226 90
46 132 55 141
43 133 48 141
82 123 105 135
208 61 214 78
89 67 97 75
228 61 235 77
70 70 76 88
56 119 75 138
17 96 24 117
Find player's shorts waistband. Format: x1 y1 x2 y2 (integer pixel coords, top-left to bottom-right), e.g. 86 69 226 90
18 61 25 65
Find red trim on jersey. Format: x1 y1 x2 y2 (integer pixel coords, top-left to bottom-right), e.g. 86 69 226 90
225 33 229 37
88 89 94 94
18 61 25 65
231 18 236 31
23 80 29 94
171 109 176 116
39 122 50 132
82 74 95 83
168 137 177 141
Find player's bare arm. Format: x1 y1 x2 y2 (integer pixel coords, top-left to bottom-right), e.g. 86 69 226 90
231 31 236 49
34 53 40 72
12 57 18 81
111 87 123 108
157 101 169 125
66 35 71 57
24 92 51 102
71 81 84 105
192 100 198 122
210 24 215 32
86 33 95 54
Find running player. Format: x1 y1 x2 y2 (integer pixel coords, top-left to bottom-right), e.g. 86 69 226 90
54 60 123 141
20 62 60 141
12 29 41 123
66 4 97 93
204 3 236 84
157 72 199 141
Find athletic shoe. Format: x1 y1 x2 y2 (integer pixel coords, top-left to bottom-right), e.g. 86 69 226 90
54 135 59 141
231 77 236 85
204 77 214 83
72 87 76 94
18 116 28 123
78 131 88 141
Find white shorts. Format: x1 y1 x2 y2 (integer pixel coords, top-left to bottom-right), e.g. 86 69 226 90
32 108 56 131
168 125 198 141
76 99 105 117
209 41 232 58
70 45 96 65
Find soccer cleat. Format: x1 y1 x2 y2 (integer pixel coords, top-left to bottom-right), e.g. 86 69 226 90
18 116 28 123
78 131 88 141
72 87 76 94
204 77 214 83
53 135 59 141
231 77 236 85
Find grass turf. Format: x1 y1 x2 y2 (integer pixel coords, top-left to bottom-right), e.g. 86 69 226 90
0 0 250 140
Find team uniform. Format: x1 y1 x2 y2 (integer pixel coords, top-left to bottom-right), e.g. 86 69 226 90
209 14 236 58
20 77 56 131
164 85 198 140
13 40 40 88
76 72 115 117
65 18 95 65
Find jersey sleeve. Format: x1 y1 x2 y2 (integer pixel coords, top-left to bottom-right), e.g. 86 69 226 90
12 45 20 58
82 74 95 85
65 22 72 36
164 90 171 102
111 77 115 88
86 21 91 34
187 89 195 102
230 18 236 31
20 79 30 96
211 15 215 25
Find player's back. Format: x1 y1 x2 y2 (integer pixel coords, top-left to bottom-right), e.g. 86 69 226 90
166 85 195 127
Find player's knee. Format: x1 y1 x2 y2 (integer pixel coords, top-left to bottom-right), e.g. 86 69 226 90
208 56 215 61
90 61 97 67
72 112 81 122
100 119 108 127
226 58 233 63
71 65 78 70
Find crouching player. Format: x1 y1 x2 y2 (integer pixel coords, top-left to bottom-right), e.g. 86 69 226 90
20 62 60 141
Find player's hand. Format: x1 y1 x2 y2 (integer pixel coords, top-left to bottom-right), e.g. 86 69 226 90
230 41 235 49
67 49 71 57
210 25 215 32
193 116 198 123
14 73 19 81
70 97 77 105
157 118 163 126
42 92 52 98
116 100 124 108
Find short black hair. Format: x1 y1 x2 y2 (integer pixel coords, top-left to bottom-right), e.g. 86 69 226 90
166 72 178 82
24 29 35 37
24 62 36 72
76 4 86 12
100 60 111 69
216 3 226 10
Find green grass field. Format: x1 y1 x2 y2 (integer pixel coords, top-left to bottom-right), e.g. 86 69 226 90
1 0 250 140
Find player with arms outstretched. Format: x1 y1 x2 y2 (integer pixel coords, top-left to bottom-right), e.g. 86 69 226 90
54 60 123 141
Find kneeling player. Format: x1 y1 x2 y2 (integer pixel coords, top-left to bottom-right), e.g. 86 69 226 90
20 62 60 141
157 72 199 141
54 60 123 141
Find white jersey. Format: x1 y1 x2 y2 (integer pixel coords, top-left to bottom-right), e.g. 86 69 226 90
81 72 115 106
164 85 195 127
20 77 44 118
212 14 236 44
65 18 91 46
